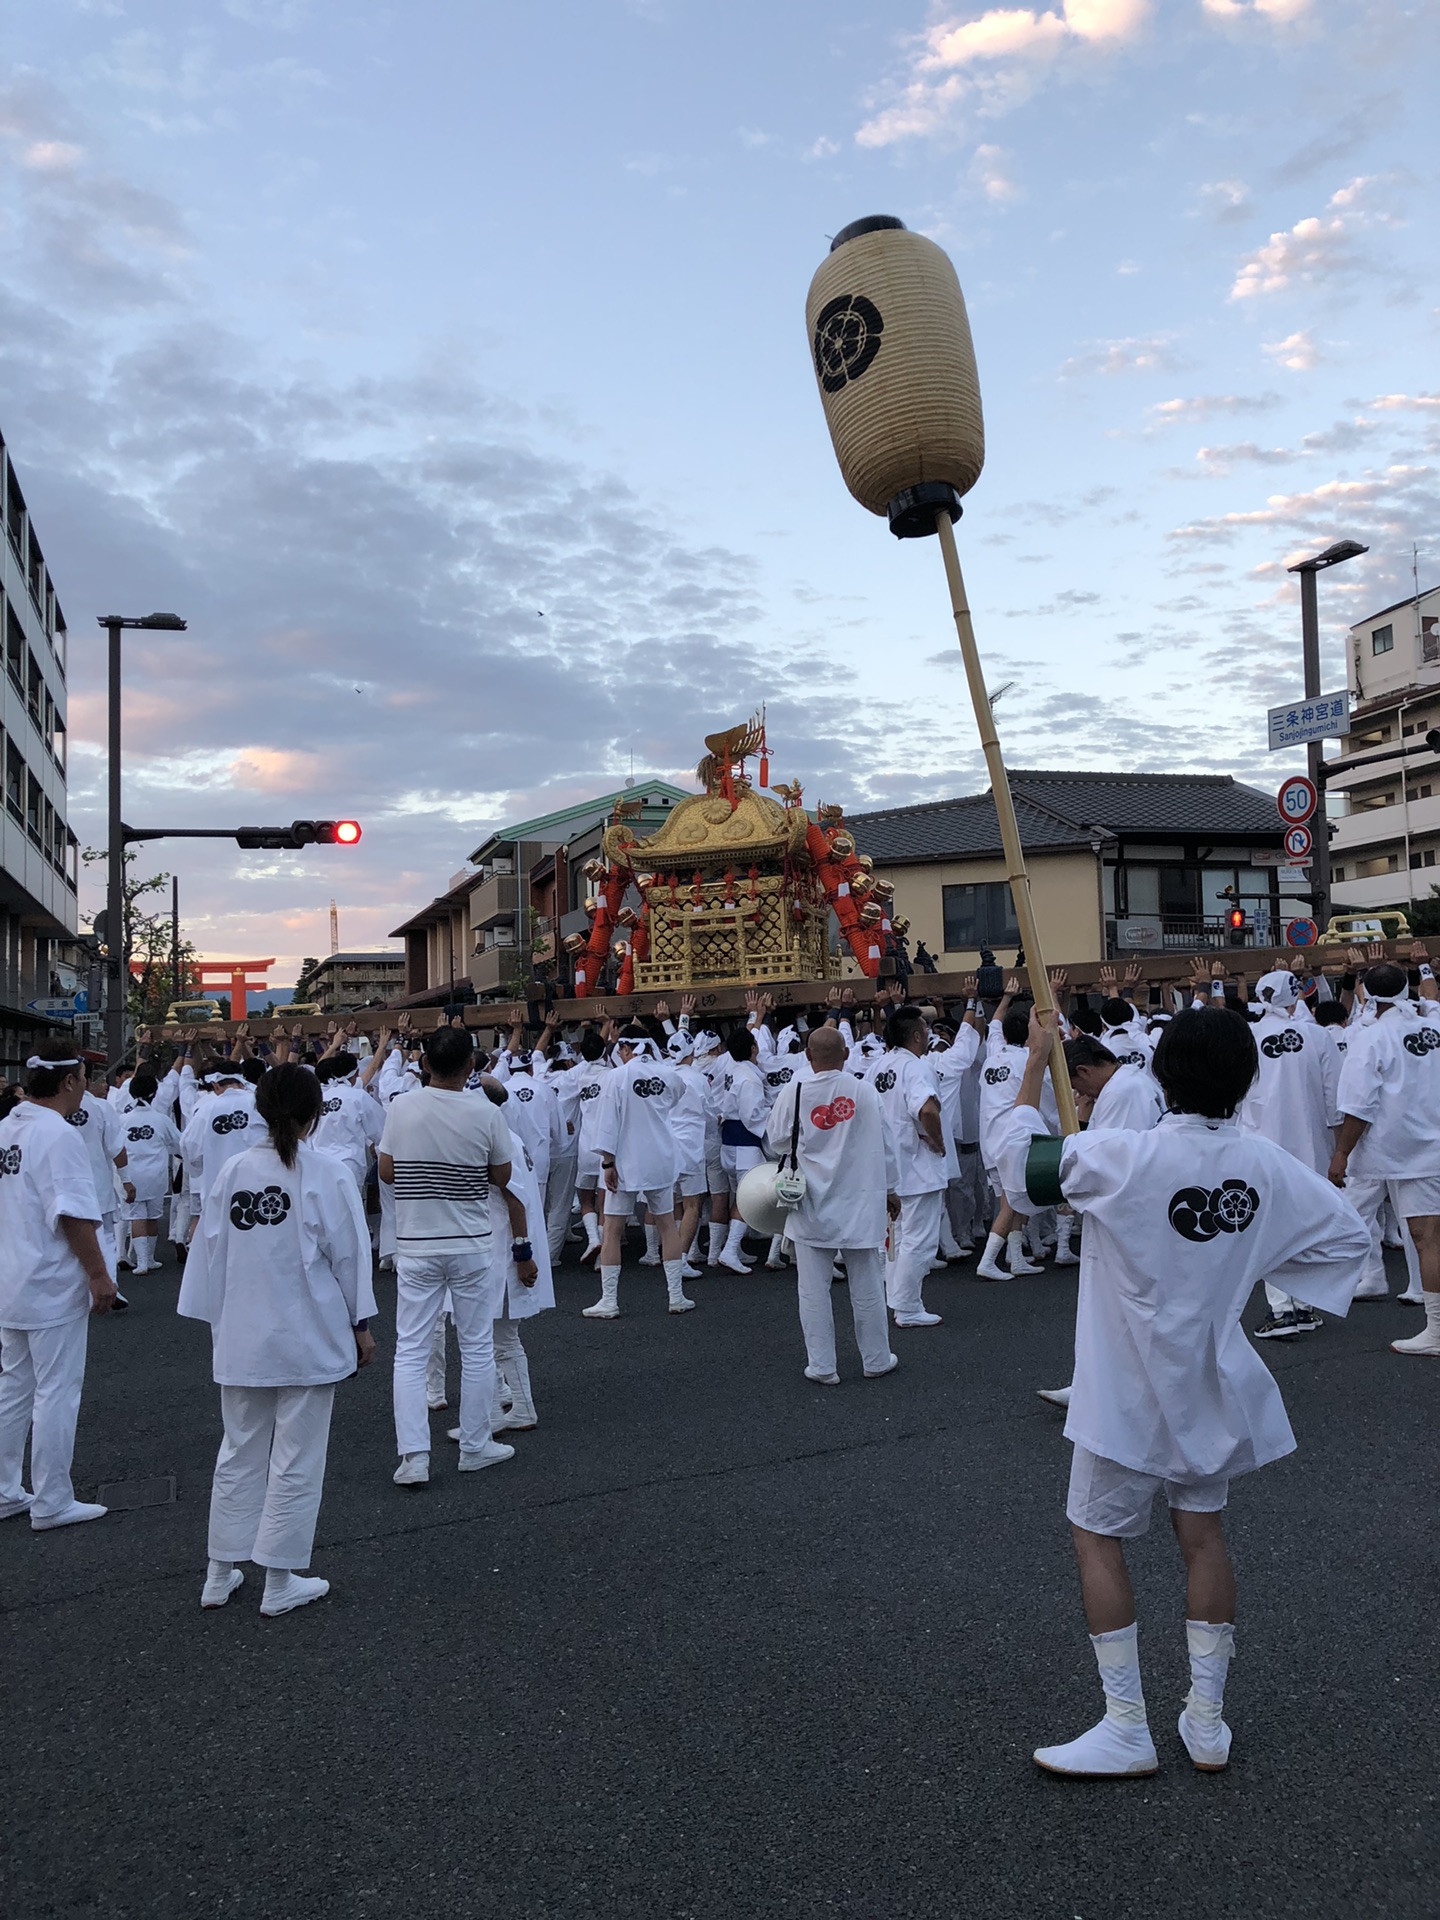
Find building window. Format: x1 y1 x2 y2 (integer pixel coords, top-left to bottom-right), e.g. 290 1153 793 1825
1415 849 1438 870
1372 624 1394 656
1333 865 1346 882
5 736 22 820
942 881 1019 951
1355 854 1399 879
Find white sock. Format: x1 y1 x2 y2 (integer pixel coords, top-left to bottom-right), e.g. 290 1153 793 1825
663 1257 689 1298
1055 1218 1073 1252
644 1225 660 1259
1183 1619 1235 1733
583 1213 602 1249
723 1218 749 1260
1007 1230 1032 1268
1425 1295 1440 1334
707 1222 724 1261
599 1263 620 1289
766 1234 784 1263
1091 1621 1148 1729
980 1231 1005 1267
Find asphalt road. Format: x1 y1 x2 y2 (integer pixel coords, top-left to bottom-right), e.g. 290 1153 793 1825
1 1232 1434 1920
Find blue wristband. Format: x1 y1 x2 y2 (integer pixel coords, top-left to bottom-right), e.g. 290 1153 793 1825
511 1240 533 1261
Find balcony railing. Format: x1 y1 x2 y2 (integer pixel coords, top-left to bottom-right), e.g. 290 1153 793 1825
1109 914 1281 957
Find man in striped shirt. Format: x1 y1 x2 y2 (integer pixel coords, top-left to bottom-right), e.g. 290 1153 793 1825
379 1026 534 1486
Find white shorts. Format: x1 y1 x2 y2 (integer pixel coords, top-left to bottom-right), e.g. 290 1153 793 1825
603 1186 676 1219
676 1168 708 1200
1389 1175 1440 1220
706 1156 728 1197
575 1151 603 1192
720 1144 763 1191
1066 1444 1229 1539
122 1194 166 1222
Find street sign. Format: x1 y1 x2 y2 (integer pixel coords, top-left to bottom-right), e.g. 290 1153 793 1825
1283 824 1314 860
1117 920 1163 951
1286 918 1320 948
1276 775 1318 826
26 996 78 1016
1268 691 1350 752
1277 865 1311 886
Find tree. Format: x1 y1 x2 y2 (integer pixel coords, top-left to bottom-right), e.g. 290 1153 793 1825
82 847 201 1027
1409 887 1440 936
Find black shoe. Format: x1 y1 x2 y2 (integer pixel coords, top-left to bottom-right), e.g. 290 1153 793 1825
1253 1311 1298 1340
1291 1306 1323 1332
111 1292 130 1312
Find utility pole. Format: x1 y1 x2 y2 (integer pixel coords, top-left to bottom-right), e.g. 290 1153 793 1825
171 872 181 1010
1286 542 1367 934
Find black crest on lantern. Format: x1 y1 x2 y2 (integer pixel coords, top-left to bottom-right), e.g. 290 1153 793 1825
813 293 884 393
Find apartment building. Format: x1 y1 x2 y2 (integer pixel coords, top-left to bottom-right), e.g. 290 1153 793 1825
1 432 80 1077
293 949 406 1013
1328 583 1440 916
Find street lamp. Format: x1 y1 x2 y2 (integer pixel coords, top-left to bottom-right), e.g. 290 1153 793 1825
97 611 187 1069
1286 541 1368 932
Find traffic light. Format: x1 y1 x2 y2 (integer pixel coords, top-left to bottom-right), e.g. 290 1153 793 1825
1227 905 1247 946
234 820 363 850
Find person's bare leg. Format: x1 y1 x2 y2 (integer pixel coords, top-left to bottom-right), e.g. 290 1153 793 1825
600 1213 624 1264
1170 1509 1236 1623
1072 1525 1136 1634
1393 1214 1440 1353
679 1195 702 1258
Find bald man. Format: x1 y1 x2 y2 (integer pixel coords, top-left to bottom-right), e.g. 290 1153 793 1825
763 1026 900 1384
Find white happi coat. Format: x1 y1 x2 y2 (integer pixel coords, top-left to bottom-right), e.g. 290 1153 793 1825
118 1100 181 1205
570 1058 613 1159
717 1057 768 1146
178 1140 376 1387
765 1070 898 1250
485 1115 556 1319
1089 1062 1163 1134
871 1049 954 1192
995 1108 1369 1480
66 1090 124 1215
670 1064 711 1179
181 1085 261 1200
0 1103 102 1329
931 1026 981 1142
313 1077 385 1187
500 1071 562 1188
591 1054 683 1191
1336 1004 1440 1181
980 1024 1057 1161
1236 1009 1339 1176
759 1052 811 1116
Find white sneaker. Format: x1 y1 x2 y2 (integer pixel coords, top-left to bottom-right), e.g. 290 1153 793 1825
1033 1715 1158 1777
1178 1706 1232 1772
494 1406 537 1432
0 1493 34 1521
393 1452 429 1486
582 1298 620 1318
31 1500 107 1531
894 1310 942 1327
1037 1385 1073 1409
1007 1255 1045 1277
667 1293 697 1314
680 1261 703 1280
764 1257 788 1271
804 1365 840 1384
639 1252 662 1268
1350 1278 1388 1299
864 1354 899 1378
1396 1287 1426 1304
426 1395 449 1411
378 1254 395 1272
260 1573 330 1617
459 1440 515 1471
927 1258 948 1273
200 1564 244 1609
954 1242 975 1257
1052 1247 1080 1267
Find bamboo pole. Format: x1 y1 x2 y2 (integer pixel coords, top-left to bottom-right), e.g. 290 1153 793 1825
935 509 1079 1136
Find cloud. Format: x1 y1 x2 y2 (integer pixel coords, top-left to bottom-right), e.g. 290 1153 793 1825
856 0 1151 146
1368 393 1440 414
1168 465 1436 547
1201 0 1312 19
1262 328 1323 369
1060 334 1182 377
1149 392 1284 423
970 142 1023 201
1197 177 1252 223
806 135 840 160
1195 442 1295 470
1230 176 1399 300
1271 102 1394 186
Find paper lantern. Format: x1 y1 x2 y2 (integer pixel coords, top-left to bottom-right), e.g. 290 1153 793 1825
806 215 984 539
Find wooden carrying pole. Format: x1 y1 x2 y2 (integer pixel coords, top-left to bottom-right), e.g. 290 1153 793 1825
936 510 1079 1136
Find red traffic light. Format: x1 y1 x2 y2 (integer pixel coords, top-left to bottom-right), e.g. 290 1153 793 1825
1228 906 1246 931
335 820 361 845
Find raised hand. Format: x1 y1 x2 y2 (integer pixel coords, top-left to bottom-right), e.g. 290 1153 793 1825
1048 967 1068 991
1004 974 1021 995
679 994 697 1018
653 999 670 1020
1097 964 1117 989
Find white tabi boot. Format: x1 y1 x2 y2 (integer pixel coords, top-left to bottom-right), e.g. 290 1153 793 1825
583 1266 621 1318
1177 1620 1235 1771
664 1258 696 1313
717 1218 753 1274
496 1341 537 1429
706 1221 725 1268
975 1231 1009 1281
1033 1622 1158 1777
1007 1230 1044 1277
580 1213 603 1266
1053 1217 1079 1266
764 1235 787 1271
1391 1294 1440 1355
640 1224 662 1267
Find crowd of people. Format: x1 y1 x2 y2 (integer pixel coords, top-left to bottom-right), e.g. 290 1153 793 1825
0 939 1435 1773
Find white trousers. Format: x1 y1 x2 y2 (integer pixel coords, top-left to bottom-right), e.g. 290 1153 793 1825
946 1149 987 1246
493 1316 535 1420
378 1177 397 1259
170 1185 196 1246
1345 1176 1422 1294
0 1313 89 1519
393 1249 503 1455
887 1190 944 1317
545 1152 578 1265
793 1242 891 1375
208 1382 335 1569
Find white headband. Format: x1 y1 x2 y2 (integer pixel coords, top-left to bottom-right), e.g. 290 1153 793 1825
27 1056 81 1071
200 1069 241 1086
620 1035 659 1060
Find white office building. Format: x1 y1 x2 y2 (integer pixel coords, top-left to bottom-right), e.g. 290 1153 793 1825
1 431 81 1077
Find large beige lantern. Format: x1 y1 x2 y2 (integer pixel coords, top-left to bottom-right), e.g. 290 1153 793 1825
806 215 984 538
805 213 1077 1134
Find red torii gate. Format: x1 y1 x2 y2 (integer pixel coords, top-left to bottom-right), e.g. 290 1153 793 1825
130 958 275 1021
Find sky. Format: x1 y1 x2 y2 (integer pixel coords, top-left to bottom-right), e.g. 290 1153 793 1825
2 0 1435 983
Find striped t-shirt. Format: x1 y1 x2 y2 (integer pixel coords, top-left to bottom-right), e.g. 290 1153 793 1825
378 1088 513 1253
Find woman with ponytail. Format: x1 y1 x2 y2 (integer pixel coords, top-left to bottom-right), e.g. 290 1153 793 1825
179 1063 377 1618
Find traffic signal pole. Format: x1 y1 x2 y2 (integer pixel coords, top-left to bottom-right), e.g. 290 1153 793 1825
1298 567 1333 933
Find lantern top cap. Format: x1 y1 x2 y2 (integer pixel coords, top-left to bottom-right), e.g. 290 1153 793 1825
829 215 907 254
